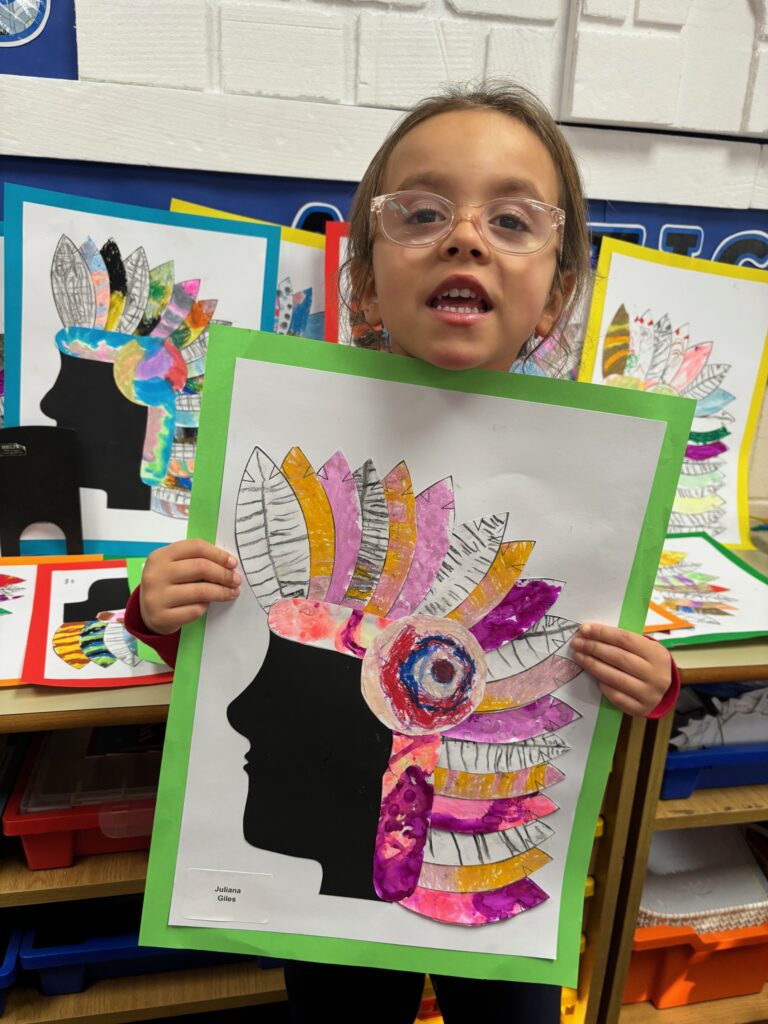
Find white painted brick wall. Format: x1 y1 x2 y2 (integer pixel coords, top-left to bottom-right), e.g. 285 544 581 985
220 4 348 102
486 23 564 113
70 0 768 136
570 28 682 127
76 0 208 91
446 0 559 18
357 14 487 109
635 0 692 28
565 0 766 135
581 0 631 23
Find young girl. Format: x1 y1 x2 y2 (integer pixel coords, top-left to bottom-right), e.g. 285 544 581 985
126 81 679 1024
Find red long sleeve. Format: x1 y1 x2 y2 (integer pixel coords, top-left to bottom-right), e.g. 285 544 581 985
124 586 181 669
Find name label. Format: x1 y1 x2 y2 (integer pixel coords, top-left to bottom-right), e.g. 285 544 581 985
183 868 271 923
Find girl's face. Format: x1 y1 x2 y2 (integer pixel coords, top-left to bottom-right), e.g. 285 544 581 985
362 109 572 372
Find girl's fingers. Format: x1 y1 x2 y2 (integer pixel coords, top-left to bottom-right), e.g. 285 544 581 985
164 538 237 568
165 581 241 610
571 634 649 680
598 681 648 717
571 651 649 701
578 622 651 659
166 557 241 589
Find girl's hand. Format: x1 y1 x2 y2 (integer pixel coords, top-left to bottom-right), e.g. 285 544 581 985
139 539 241 635
570 622 672 716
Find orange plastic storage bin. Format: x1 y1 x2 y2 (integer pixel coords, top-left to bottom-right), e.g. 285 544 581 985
622 922 768 1009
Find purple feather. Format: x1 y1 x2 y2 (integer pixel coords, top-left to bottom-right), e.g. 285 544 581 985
471 579 562 652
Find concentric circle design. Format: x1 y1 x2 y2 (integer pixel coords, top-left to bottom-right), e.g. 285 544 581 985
361 615 486 735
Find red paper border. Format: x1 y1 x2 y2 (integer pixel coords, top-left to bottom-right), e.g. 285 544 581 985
22 560 173 688
324 220 350 343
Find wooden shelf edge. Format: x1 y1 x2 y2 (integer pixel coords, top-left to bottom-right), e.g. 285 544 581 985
0 851 149 908
654 783 768 831
619 983 768 1023
3 963 286 1024
0 704 169 734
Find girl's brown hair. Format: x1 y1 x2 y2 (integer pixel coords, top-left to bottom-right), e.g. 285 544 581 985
343 80 591 364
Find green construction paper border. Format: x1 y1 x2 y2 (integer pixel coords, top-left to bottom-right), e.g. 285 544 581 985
125 557 167 665
655 531 768 649
140 329 694 986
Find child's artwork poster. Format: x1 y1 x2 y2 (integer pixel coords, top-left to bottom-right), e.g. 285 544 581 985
169 199 325 341
22 560 173 688
140 332 692 985
3 184 280 554
0 555 100 686
324 221 351 345
648 532 768 648
578 239 768 550
643 601 691 635
0 222 5 426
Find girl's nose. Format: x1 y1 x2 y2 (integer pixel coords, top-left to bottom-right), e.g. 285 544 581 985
439 211 490 261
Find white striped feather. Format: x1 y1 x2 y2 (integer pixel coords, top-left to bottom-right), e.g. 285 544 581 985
102 621 139 667
668 511 725 528
438 735 570 774
235 447 310 611
423 820 553 866
414 515 508 618
118 248 151 334
51 235 96 327
682 364 730 400
485 614 579 680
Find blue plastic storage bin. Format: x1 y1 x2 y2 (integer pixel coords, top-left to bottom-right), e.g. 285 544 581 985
0 928 23 1016
661 742 768 800
20 898 252 996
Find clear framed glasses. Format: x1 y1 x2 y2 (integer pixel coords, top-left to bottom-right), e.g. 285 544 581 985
370 190 565 257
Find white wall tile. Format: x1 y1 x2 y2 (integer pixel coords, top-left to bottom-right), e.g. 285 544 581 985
447 0 559 18
748 45 768 134
634 0 692 27
357 14 487 109
486 23 562 114
581 0 631 23
220 4 347 102
569 27 682 126
675 0 755 133
75 0 207 91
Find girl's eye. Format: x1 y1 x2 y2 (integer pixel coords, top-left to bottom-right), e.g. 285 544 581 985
406 205 447 225
490 208 533 233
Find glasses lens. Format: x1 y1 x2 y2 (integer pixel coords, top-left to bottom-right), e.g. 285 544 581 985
380 192 453 246
483 199 556 254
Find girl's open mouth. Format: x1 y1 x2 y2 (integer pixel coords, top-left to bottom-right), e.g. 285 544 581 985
429 287 490 314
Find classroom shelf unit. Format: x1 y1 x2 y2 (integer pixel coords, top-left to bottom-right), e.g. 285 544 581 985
599 548 768 1024
0 962 286 1024
0 673 628 1024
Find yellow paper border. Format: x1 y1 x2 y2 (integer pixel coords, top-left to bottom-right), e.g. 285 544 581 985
578 238 768 550
169 198 324 249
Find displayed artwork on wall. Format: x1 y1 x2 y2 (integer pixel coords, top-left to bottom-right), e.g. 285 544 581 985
324 220 351 345
578 239 768 549
4 184 280 554
22 559 173 687
0 0 77 79
0 223 4 425
170 199 325 341
647 532 768 648
0 554 101 686
140 330 691 986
